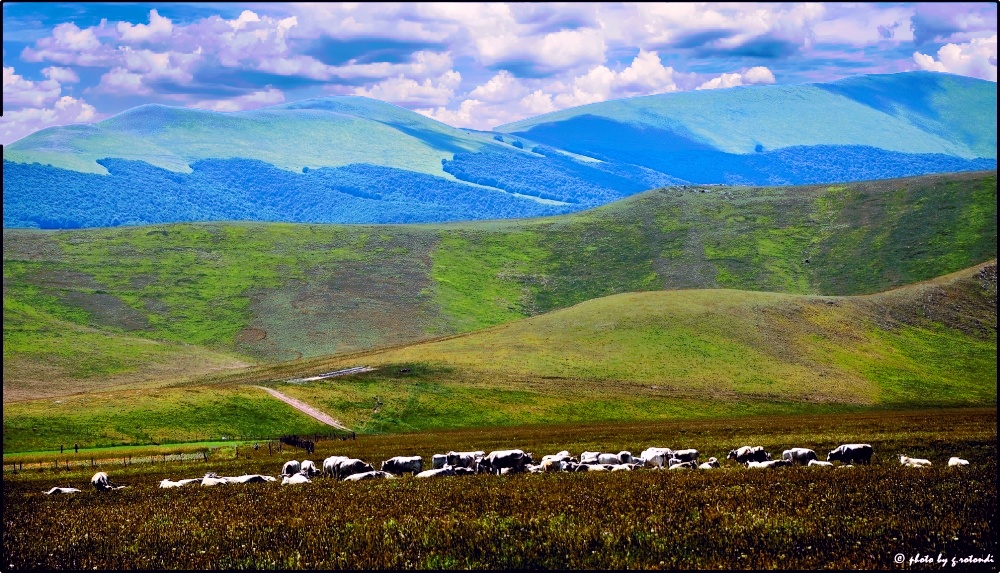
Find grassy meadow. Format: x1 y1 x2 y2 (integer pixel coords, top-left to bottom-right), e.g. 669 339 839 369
2 259 993 452
3 409 995 570
3 171 995 398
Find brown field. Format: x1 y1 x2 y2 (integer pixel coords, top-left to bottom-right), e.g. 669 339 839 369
4 408 995 570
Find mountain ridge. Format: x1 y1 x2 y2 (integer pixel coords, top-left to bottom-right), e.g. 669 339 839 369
3 71 996 229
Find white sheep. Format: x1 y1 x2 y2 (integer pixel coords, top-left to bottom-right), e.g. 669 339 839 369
44 487 82 495
899 454 932 467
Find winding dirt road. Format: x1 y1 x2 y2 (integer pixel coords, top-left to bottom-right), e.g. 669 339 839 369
254 386 352 432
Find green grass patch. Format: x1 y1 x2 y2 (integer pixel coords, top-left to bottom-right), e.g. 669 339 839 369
2 386 332 453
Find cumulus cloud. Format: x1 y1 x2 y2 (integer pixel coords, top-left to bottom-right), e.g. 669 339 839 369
696 66 777 90
93 47 203 95
0 95 99 144
117 9 173 43
416 50 688 130
913 35 998 81
96 67 148 94
519 89 557 115
3 66 62 106
188 87 285 112
743 66 777 84
468 70 527 102
42 66 80 84
330 50 454 81
21 21 118 66
629 2 826 57
554 49 679 108
476 27 606 74
354 70 461 107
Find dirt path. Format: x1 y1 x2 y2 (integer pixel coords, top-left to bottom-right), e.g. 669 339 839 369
254 386 353 432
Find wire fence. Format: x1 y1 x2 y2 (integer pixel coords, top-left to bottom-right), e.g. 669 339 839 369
3 431 357 475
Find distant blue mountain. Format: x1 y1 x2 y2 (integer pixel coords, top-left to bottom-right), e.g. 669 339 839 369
3 71 996 229
496 71 996 187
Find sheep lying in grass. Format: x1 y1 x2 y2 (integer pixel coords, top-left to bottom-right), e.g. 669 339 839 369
899 454 932 468
44 487 82 495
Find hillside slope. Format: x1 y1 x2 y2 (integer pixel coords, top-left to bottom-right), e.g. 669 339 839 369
4 259 991 449
3 171 995 396
268 259 995 434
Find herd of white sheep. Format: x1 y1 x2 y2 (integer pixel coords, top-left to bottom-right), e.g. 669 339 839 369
40 444 972 494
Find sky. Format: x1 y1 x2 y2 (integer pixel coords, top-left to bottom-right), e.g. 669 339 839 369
2 2 997 144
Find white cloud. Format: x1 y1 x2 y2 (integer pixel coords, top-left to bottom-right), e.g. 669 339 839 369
3 66 62 107
117 9 174 42
354 71 461 107
41 66 80 83
21 21 119 66
519 90 557 116
329 50 454 81
696 72 744 91
96 67 149 94
743 66 777 84
188 88 285 112
468 70 527 102
554 49 679 108
696 66 776 90
418 50 686 130
913 35 997 81
618 2 826 53
416 98 484 128
476 27 606 73
0 95 99 144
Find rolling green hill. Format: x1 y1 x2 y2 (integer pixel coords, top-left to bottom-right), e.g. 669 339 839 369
2 258 993 452
3 171 995 401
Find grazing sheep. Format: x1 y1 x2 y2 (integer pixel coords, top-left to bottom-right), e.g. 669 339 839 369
91 471 125 491
281 460 302 477
827 444 873 465
431 454 448 470
948 457 970 467
638 447 674 468
899 454 932 468
322 456 350 478
668 461 697 470
671 449 699 464
300 460 320 477
727 446 770 464
380 456 423 476
782 448 818 465
807 460 834 468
